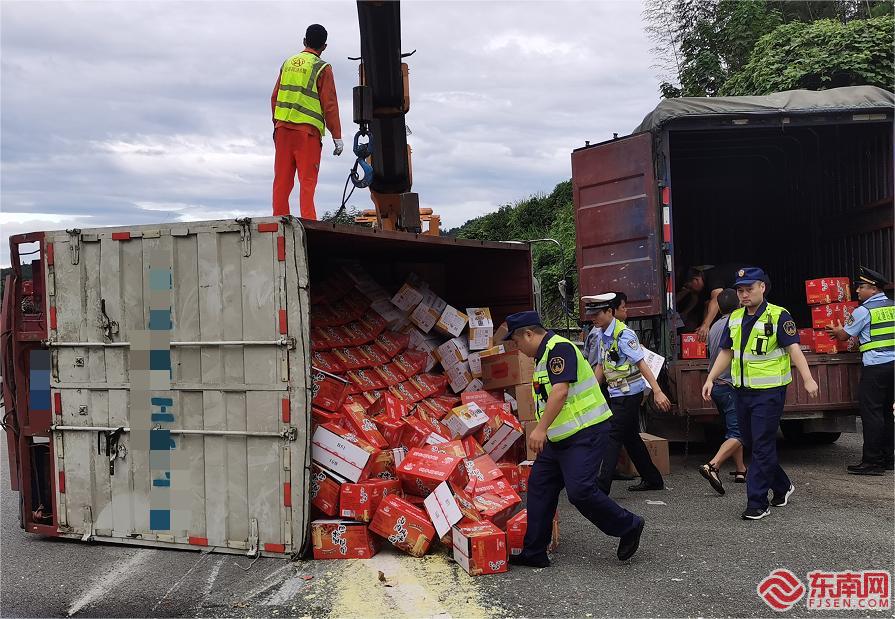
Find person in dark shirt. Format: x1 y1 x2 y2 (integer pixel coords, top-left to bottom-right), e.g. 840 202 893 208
702 268 818 521
677 263 747 341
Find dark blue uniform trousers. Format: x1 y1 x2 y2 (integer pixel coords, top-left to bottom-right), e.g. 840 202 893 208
520 421 641 561
736 386 792 510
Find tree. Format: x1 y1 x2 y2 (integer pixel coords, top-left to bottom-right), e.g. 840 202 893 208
721 15 894 95
449 181 578 327
643 0 893 97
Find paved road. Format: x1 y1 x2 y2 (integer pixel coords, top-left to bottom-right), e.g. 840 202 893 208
2 430 892 618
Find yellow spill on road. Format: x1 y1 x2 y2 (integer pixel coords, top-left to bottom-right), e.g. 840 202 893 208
327 548 501 618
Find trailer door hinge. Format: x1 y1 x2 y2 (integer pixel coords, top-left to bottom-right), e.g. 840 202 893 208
236 218 253 257
99 299 120 341
281 427 297 442
66 229 81 265
247 517 259 557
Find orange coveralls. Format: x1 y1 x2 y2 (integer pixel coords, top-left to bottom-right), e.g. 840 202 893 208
271 48 342 219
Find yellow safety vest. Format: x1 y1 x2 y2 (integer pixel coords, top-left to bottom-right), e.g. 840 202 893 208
859 297 895 353
601 319 643 388
274 51 328 135
532 334 612 442
728 303 792 389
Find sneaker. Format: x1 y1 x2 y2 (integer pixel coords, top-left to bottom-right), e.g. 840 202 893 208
770 484 795 507
741 507 770 520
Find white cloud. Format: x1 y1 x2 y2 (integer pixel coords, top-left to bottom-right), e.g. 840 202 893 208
1 0 660 267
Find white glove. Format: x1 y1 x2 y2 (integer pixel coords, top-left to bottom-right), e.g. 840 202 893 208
333 138 344 156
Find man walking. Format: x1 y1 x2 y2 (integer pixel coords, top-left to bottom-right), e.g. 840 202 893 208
826 266 894 475
702 268 819 520
271 24 343 219
504 311 645 567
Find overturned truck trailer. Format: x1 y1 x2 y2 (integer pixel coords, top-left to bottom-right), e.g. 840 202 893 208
2 218 533 556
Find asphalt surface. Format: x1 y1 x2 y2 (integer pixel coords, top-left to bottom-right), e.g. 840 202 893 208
2 428 893 618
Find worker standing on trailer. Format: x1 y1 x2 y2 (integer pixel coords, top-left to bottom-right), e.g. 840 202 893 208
701 267 819 520
504 311 645 567
825 266 894 476
584 293 671 495
271 24 343 220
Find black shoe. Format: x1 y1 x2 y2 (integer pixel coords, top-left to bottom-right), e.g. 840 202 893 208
627 480 664 492
617 518 645 561
613 471 636 481
508 553 550 568
848 463 884 476
770 484 795 507
847 462 869 472
741 507 771 520
884 462 894 471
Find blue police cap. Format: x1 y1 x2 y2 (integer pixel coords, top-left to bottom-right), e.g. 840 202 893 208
734 267 767 287
503 310 544 340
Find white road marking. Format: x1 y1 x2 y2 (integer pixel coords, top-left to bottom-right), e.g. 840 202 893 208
150 551 212 613
66 551 154 616
201 556 225 598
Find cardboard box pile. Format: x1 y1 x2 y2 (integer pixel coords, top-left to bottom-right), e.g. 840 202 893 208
804 277 858 354
306 264 552 573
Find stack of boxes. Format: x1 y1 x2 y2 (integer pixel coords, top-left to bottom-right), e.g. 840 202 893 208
306 265 555 574
805 277 858 354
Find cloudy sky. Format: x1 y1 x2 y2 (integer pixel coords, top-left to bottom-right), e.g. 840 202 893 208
1 0 661 267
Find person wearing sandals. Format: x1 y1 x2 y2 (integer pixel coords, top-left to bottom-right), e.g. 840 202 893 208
701 268 819 520
699 288 747 494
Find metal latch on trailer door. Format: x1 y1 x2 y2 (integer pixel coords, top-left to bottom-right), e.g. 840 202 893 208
66 229 81 265
97 427 126 475
236 217 252 257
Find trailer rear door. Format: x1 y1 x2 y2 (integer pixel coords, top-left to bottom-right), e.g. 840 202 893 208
45 219 309 556
572 132 663 317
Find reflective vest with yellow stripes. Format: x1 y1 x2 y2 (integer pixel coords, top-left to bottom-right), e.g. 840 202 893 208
601 319 643 389
728 303 792 389
532 333 612 442
859 296 895 353
274 52 328 135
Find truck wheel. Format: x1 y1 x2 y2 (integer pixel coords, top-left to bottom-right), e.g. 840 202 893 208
805 432 841 444
781 422 841 445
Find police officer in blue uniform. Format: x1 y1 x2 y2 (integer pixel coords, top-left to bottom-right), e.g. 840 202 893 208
702 268 819 520
583 293 672 495
826 266 894 475
503 311 645 568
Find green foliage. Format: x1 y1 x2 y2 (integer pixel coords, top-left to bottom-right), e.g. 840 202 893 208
644 0 893 97
448 180 578 327
319 205 365 227
721 15 895 95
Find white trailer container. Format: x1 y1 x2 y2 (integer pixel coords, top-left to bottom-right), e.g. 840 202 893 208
3 216 534 557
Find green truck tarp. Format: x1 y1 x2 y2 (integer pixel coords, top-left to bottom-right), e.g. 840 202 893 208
634 85 894 133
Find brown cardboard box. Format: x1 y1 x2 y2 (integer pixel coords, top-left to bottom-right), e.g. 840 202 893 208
481 350 535 390
523 421 538 460
616 433 670 476
504 383 536 422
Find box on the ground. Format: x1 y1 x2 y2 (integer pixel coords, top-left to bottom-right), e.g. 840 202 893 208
310 464 346 516
680 333 707 359
505 383 536 421
312 423 381 482
464 454 504 485
506 509 559 555
341 402 389 449
367 447 407 480
396 448 469 496
452 521 508 576
473 487 521 529
311 519 380 559
445 361 473 393
518 460 533 492
811 302 859 330
339 478 402 522
424 481 481 538
616 432 671 476
369 494 436 557
480 409 524 461
481 349 536 390
805 277 851 305
467 308 494 351
436 337 470 367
